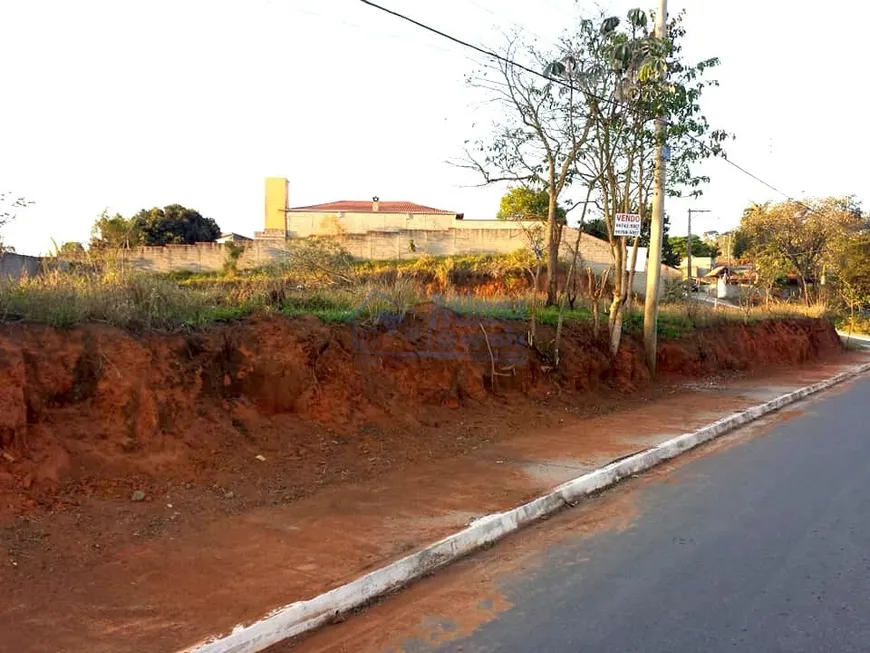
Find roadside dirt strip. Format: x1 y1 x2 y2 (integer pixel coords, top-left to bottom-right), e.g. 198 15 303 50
185 357 870 653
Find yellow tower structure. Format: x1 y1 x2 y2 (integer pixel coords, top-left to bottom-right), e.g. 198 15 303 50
264 177 288 234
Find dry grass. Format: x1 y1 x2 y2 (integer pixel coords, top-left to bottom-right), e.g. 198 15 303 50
0 261 434 330
0 252 836 335
0 265 263 330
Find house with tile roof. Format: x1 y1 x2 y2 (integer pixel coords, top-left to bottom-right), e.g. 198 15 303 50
283 196 468 237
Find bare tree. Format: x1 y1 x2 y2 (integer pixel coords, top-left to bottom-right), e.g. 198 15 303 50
516 222 546 348
459 37 592 305
0 192 33 254
554 185 594 365
585 266 610 332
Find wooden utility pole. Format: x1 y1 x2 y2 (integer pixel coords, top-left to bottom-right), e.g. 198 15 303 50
642 0 668 374
686 208 710 279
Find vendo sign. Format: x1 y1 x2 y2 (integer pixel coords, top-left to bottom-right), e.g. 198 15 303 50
613 213 641 237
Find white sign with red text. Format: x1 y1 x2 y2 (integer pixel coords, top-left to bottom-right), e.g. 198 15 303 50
614 213 642 237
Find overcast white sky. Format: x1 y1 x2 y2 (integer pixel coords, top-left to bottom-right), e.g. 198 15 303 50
1 0 865 255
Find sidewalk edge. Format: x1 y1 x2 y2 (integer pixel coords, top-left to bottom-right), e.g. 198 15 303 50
184 362 870 653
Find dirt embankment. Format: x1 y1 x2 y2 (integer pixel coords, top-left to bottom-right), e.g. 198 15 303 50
0 307 841 518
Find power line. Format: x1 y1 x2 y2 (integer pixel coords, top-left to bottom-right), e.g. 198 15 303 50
290 2 475 60
359 0 824 217
681 131 808 207
359 0 565 89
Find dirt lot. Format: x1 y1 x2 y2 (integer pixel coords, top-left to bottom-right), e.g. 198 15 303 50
0 309 848 652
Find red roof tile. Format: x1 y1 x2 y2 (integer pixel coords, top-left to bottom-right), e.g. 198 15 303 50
286 200 456 215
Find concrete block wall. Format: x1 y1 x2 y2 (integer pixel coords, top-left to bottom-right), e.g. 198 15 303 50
286 211 550 239
0 228 680 298
106 229 621 274
0 253 43 279
116 241 288 274
341 228 534 260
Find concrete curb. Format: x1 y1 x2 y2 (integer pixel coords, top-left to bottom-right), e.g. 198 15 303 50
183 362 870 653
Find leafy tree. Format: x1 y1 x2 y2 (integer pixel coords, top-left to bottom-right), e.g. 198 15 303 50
497 186 567 223
729 229 750 259
656 216 680 268
740 197 864 305
133 204 220 246
752 247 792 308
836 235 870 297
548 8 726 354
90 211 141 249
581 218 609 241
833 234 870 322
90 204 218 248
58 241 86 256
669 235 720 259
716 228 748 261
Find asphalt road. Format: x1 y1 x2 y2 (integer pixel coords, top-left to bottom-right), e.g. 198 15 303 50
293 373 870 653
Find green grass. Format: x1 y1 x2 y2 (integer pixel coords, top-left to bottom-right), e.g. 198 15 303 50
281 306 356 323
834 314 870 336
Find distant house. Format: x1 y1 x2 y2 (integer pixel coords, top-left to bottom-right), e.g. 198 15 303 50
678 256 713 279
701 265 738 299
284 197 464 237
703 265 730 280
216 233 253 244
702 230 720 242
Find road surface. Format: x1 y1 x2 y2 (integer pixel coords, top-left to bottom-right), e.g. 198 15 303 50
839 330 870 349
288 373 870 652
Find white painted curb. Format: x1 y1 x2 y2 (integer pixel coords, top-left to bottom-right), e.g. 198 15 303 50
183 362 870 653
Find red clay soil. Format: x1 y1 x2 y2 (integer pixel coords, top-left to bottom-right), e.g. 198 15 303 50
0 308 841 521
0 308 847 652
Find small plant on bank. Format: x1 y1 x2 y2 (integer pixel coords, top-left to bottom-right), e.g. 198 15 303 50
221 242 245 277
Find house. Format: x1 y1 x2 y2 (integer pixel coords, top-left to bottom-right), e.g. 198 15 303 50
678 256 713 279
703 264 730 280
259 177 540 239
702 230 720 242
701 265 738 300
284 198 464 237
216 232 253 244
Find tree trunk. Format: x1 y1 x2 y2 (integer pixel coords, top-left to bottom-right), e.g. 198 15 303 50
546 195 560 305
553 224 584 367
608 295 623 356
528 262 542 347
799 274 811 307
607 236 628 356
625 236 641 316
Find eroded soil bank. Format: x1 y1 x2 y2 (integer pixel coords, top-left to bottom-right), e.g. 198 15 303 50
0 308 841 519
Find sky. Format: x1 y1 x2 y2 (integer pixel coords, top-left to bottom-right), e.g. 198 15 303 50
1 0 866 255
